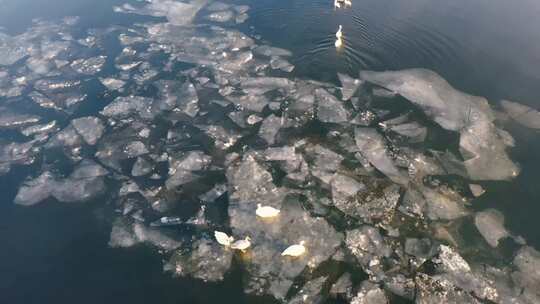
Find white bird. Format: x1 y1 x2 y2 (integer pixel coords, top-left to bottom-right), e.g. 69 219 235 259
335 25 343 39
334 0 341 9
214 231 234 247
344 0 352 7
335 37 343 49
231 236 252 252
256 204 281 218
281 241 307 257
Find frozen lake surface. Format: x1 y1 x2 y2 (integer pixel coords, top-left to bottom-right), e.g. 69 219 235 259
0 0 539 303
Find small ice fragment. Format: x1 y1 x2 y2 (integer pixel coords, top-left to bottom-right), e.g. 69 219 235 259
500 99 540 129
99 77 126 91
258 114 282 145
354 128 408 185
70 56 107 75
150 216 183 227
199 183 227 202
337 73 363 101
474 209 509 247
71 116 104 145
469 184 485 197
253 45 293 57
315 88 349 123
206 10 234 22
132 157 153 177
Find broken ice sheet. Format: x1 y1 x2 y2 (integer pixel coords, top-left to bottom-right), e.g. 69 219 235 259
226 154 342 299
14 160 108 206
155 79 199 117
500 99 540 130
354 128 408 185
70 55 106 75
197 125 242 150
166 238 233 282
205 10 235 23
360 69 519 181
115 0 208 26
71 116 105 145
474 209 510 248
0 107 40 129
315 88 349 123
337 73 363 101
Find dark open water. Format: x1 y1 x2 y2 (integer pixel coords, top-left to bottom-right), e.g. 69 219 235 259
0 0 539 303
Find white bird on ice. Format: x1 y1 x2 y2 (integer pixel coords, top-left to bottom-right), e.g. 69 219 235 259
256 204 281 218
281 241 307 257
214 231 234 247
231 236 252 252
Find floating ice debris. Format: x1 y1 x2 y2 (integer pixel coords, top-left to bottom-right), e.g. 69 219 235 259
101 95 156 119
423 245 499 302
235 13 249 23
206 10 234 23
346 226 391 275
166 238 233 282
133 222 183 251
354 128 408 185
215 231 234 246
21 120 58 137
231 236 251 252
0 108 40 129
70 55 106 75
281 241 306 257
14 160 107 206
155 80 200 117
99 77 126 91
71 117 104 145
14 171 55 206
315 88 349 123
360 69 519 181
0 32 31 66
512 246 540 303
469 184 485 197
169 150 211 174
199 183 227 202
270 57 294 72
404 238 438 264
330 273 354 300
240 77 294 95
338 73 363 101
132 157 154 177
500 99 540 130
289 276 327 304
350 281 389 304
0 140 38 175
253 45 293 57
256 204 280 218
197 125 241 150
227 94 269 112
116 0 208 26
474 209 509 248
46 125 83 149
258 114 283 145
206 1 231 11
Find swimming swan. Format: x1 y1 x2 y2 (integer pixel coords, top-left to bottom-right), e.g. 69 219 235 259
335 25 343 39
256 204 281 218
281 241 306 257
231 236 252 252
214 231 234 247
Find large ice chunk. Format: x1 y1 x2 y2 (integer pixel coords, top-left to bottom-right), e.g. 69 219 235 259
360 69 519 180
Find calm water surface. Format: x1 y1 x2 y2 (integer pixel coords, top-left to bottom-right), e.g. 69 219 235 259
0 0 539 303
